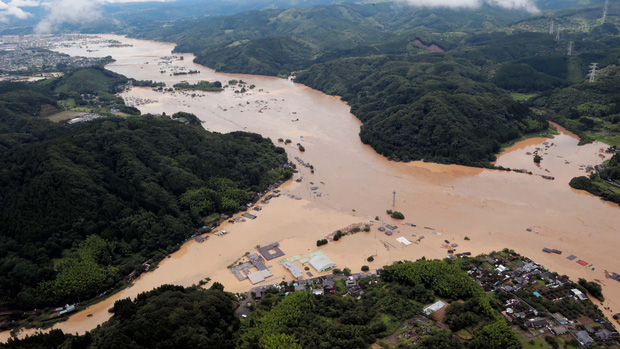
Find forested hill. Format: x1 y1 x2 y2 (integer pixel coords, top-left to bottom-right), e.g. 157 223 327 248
296 55 545 165
135 3 531 76
0 82 290 313
132 1 620 166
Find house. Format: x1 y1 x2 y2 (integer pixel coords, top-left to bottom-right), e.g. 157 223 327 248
571 288 588 301
242 212 257 219
322 278 335 293
345 277 357 287
602 322 619 335
312 288 324 296
551 313 568 325
59 305 75 315
550 325 567 335
526 318 549 329
294 284 306 292
522 262 539 272
540 272 553 283
501 285 514 293
576 331 594 346
596 329 613 341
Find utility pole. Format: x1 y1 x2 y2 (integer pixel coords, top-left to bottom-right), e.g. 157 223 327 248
555 25 561 42
549 19 554 35
589 63 598 83
602 0 609 24
567 41 574 56
392 190 396 208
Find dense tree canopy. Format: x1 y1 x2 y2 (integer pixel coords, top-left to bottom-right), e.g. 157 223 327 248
0 82 289 309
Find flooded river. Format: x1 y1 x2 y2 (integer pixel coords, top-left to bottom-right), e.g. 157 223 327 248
2 35 619 341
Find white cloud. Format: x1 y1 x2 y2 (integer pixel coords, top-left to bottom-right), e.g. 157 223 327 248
487 0 539 12
0 0 169 29
399 0 539 13
0 0 39 23
35 0 101 33
0 0 539 32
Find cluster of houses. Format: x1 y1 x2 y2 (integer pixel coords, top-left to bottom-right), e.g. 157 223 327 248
251 271 380 302
469 253 619 347
0 47 109 75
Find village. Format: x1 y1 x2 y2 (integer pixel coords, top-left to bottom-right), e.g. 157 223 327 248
231 249 620 348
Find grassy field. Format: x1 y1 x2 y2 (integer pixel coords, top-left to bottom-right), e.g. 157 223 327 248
521 336 549 349
591 177 620 195
588 131 620 147
45 111 86 123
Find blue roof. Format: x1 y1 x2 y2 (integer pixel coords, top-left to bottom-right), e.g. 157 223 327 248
533 292 541 298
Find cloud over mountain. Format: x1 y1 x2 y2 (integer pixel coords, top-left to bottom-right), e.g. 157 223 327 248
399 0 539 13
35 0 101 32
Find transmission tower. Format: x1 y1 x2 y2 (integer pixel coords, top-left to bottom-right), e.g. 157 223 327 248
589 63 599 83
392 190 396 207
567 41 574 56
549 19 555 34
555 26 561 42
602 0 609 24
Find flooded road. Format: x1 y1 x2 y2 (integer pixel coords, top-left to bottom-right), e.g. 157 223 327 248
2 35 619 341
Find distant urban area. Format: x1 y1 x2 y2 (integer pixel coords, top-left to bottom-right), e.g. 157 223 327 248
0 35 116 78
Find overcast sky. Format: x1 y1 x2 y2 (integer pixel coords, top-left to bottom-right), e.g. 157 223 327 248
0 0 541 32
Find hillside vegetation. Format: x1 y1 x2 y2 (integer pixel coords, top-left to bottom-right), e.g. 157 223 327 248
0 80 289 314
132 1 620 166
296 55 546 165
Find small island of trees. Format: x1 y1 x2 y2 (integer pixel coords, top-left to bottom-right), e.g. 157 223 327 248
173 80 223 92
387 209 405 219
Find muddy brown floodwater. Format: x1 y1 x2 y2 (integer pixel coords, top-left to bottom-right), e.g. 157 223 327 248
2 35 619 342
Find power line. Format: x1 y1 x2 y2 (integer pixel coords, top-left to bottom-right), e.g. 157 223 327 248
549 19 555 35
602 0 609 24
588 63 598 83
555 25 562 42
567 41 574 56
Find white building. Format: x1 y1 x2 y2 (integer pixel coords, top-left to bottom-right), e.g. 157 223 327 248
309 255 336 272
571 288 588 301
423 300 447 315
283 260 303 279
